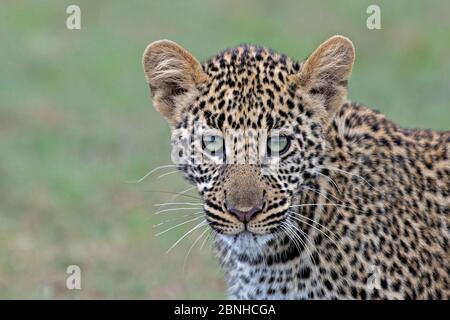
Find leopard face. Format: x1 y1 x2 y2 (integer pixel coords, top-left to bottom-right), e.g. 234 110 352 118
142 37 354 253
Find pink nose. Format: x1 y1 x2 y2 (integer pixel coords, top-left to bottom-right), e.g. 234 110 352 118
226 204 262 223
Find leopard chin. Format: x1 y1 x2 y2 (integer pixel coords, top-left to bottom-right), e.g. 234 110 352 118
217 231 276 255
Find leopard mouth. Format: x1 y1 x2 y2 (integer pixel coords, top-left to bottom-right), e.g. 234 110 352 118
206 206 289 237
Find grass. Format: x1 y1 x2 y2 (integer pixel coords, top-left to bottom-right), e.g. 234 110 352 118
0 0 449 299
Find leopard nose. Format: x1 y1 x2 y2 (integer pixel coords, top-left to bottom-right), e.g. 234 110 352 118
225 203 263 223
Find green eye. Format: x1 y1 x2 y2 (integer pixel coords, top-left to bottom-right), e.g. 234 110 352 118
202 135 224 154
267 135 290 155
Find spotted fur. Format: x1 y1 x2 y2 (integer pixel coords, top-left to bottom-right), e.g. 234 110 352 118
142 36 449 299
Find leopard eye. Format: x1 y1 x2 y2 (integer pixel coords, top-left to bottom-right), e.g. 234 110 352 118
202 134 224 155
267 135 290 155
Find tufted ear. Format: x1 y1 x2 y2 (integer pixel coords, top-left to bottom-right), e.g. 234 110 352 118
142 40 208 125
291 35 355 114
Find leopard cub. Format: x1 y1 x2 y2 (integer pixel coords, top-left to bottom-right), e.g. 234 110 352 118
142 36 449 299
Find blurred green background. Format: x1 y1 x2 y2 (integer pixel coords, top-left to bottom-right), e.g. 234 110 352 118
0 0 449 299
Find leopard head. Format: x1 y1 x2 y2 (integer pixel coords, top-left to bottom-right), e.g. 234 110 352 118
142 36 354 250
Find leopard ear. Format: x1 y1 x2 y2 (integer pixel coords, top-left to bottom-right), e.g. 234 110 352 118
142 40 208 125
291 35 355 114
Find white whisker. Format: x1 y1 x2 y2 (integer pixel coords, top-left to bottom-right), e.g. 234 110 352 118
287 210 338 242
182 225 211 273
318 165 376 190
126 164 177 183
287 212 338 244
316 171 342 194
300 185 340 204
153 207 204 215
157 170 180 179
154 202 202 207
152 212 203 227
289 203 360 212
155 215 204 237
142 189 201 201
282 222 321 287
166 220 208 253
200 229 214 251
166 186 198 202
